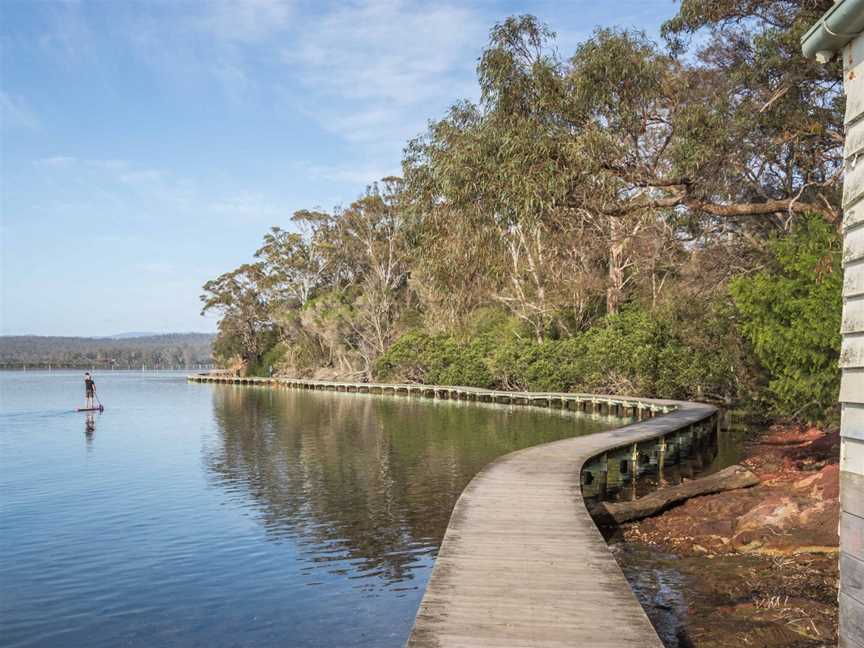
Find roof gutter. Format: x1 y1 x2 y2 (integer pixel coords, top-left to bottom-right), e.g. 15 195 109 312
802 0 864 62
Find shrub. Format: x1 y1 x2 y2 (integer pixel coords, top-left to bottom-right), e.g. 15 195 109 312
378 301 751 403
375 331 495 387
488 336 586 392
248 342 289 377
730 216 842 420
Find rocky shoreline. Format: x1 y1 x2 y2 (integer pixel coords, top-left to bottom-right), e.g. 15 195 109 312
613 424 841 647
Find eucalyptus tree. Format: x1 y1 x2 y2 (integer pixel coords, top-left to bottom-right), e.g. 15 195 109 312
555 1 843 314
563 1 842 244
657 0 843 228
254 225 328 309
200 263 274 367
251 218 335 372
405 17 691 323
405 16 601 338
403 102 508 331
561 28 693 314
335 178 412 377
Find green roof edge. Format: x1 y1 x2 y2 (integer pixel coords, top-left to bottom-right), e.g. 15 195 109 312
802 0 864 59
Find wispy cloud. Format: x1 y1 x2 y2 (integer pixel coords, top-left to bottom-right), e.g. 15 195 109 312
286 0 484 144
298 161 401 187
134 261 178 276
207 192 287 221
0 93 40 130
35 156 166 187
34 155 76 168
120 0 295 103
27 0 484 146
198 0 295 43
37 1 94 60
32 155 284 223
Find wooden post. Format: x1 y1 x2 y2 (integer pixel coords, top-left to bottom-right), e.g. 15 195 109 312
657 437 667 484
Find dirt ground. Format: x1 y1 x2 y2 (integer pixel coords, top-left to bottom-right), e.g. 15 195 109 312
614 423 841 647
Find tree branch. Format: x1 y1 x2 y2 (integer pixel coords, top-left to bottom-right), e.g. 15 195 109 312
599 189 839 224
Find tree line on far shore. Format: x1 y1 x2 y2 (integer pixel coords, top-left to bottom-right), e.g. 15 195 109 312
0 334 215 369
202 1 842 422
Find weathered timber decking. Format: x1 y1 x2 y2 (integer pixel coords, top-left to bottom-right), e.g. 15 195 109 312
188 374 717 647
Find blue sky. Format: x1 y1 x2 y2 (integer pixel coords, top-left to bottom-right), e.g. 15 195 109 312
1 0 677 337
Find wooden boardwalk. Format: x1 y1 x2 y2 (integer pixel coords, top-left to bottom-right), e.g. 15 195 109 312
188 374 717 647
407 404 715 648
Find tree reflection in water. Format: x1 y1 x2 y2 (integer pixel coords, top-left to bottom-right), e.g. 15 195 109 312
204 386 618 587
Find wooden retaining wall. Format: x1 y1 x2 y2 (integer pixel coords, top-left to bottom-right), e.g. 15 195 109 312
188 373 717 647
187 374 673 417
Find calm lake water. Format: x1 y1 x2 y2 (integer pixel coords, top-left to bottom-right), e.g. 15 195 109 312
0 371 622 647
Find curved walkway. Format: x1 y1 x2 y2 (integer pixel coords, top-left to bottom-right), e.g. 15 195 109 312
187 375 716 647
407 400 715 648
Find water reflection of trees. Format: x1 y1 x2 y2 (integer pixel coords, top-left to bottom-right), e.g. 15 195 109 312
204 387 610 585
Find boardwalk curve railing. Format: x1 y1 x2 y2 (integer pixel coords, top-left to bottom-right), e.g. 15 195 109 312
188 374 717 647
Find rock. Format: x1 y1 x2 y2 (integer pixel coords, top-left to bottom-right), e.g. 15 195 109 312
623 423 841 557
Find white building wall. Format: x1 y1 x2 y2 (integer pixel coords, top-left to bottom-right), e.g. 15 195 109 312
841 32 864 648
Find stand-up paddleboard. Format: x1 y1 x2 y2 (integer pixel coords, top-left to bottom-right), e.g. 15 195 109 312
76 405 104 412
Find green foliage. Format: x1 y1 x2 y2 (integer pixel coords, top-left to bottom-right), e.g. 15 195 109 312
376 331 495 388
211 326 244 364
578 310 666 394
378 303 747 402
730 216 842 420
247 343 289 377
202 263 275 368
489 305 745 398
488 336 585 392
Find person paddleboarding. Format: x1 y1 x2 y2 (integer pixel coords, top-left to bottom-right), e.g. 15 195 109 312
83 372 100 410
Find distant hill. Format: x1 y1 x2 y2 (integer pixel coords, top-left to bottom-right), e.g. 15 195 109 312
0 333 215 369
102 331 214 340
103 332 161 339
